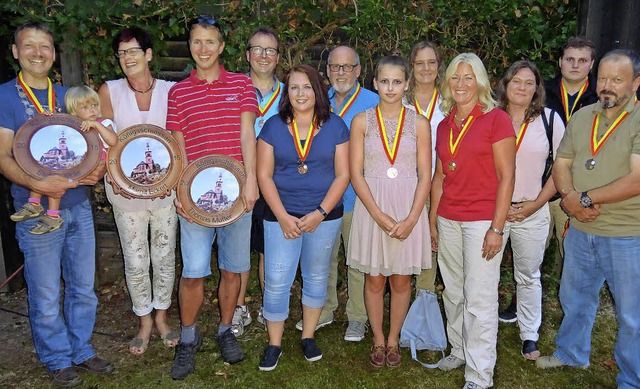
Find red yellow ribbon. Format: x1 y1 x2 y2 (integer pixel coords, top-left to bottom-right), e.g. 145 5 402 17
515 121 530 152
292 117 317 163
590 99 638 156
414 88 439 121
376 105 406 165
259 82 280 117
560 79 588 122
17 71 55 114
333 84 361 118
448 114 476 161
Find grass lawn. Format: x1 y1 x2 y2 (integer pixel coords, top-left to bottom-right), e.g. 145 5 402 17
0 244 620 388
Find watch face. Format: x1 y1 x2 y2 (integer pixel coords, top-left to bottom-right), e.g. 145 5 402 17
580 193 592 208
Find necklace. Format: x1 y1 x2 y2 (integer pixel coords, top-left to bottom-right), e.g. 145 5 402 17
126 77 156 94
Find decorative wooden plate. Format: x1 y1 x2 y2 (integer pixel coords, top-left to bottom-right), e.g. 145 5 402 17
106 124 186 199
13 113 102 180
177 154 246 227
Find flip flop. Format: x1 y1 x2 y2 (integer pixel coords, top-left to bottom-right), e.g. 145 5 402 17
160 330 180 348
128 337 150 355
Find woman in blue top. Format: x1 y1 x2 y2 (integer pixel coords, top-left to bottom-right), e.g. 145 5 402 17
256 64 350 371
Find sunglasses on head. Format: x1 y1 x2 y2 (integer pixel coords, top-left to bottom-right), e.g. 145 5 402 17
193 15 221 29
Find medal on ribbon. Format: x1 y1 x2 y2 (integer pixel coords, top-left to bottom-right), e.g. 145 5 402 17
292 117 316 174
587 99 638 170
258 82 280 129
17 71 56 114
376 105 406 178
560 79 588 122
448 112 476 171
414 88 439 121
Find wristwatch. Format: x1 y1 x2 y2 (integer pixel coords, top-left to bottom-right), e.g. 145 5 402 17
488 226 504 236
580 191 593 208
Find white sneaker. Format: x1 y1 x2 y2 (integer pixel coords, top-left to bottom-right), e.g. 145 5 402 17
295 314 333 331
462 381 485 389
256 306 265 325
438 354 465 371
344 321 367 342
231 306 251 336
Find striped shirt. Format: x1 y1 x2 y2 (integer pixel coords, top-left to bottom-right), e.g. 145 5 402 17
167 67 258 162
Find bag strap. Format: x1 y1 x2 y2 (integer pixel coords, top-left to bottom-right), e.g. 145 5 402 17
541 109 555 185
410 339 445 369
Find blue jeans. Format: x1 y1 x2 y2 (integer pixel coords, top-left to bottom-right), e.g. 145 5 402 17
16 199 97 371
179 211 252 277
263 218 341 322
554 226 640 388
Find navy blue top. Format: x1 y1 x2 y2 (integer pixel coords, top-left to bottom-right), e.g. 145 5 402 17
0 79 88 209
259 112 349 216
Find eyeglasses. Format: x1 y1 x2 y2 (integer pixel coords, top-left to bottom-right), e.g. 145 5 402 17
327 64 358 73
249 46 278 57
195 15 221 29
115 47 144 58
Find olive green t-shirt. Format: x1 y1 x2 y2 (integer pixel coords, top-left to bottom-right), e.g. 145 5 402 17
556 97 640 237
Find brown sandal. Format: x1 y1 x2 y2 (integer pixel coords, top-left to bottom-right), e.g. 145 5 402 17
370 345 386 367
386 345 401 367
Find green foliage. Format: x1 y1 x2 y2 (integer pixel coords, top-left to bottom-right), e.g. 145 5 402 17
1 0 578 87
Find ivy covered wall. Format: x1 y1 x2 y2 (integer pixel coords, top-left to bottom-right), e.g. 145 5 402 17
0 0 578 86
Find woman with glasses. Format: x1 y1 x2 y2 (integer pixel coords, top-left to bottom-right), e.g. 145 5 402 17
430 53 515 389
98 26 179 355
256 64 349 371
494 61 565 361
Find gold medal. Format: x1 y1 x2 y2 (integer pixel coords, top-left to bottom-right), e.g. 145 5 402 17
298 162 308 174
387 167 398 178
448 161 457 171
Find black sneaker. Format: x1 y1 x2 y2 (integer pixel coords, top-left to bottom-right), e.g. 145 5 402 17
258 345 283 371
301 338 322 362
171 330 202 380
48 366 82 388
498 301 518 323
217 328 245 364
74 356 114 375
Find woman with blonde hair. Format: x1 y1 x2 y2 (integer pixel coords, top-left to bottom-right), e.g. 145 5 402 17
430 53 515 389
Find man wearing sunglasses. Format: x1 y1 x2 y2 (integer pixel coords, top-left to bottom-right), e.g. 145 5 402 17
294 46 378 342
167 16 259 380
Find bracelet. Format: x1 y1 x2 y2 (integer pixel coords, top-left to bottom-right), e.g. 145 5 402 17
316 205 327 218
488 226 504 236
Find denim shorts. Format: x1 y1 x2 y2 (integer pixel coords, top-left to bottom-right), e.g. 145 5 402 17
179 211 252 277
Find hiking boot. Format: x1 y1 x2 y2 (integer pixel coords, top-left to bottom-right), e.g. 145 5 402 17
369 345 386 368
536 355 588 369
11 202 44 222
217 328 245 364
48 366 81 387
231 306 251 337
74 356 114 375
295 313 333 331
438 354 465 371
386 344 401 367
30 215 64 235
463 381 485 389
344 321 367 342
171 331 202 380
258 345 282 371
301 338 322 362
498 301 518 323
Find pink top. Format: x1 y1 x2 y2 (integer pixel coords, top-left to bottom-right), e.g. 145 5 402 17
166 67 258 162
512 108 565 202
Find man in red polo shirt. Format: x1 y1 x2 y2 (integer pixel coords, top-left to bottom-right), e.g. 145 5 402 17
166 16 258 380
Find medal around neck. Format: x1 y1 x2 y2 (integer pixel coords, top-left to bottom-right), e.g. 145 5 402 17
107 124 186 199
448 161 457 171
297 160 308 175
387 167 398 178
585 158 596 170
13 114 102 181
177 154 246 227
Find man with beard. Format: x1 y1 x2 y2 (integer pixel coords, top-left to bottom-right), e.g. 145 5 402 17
537 49 640 389
295 46 379 342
